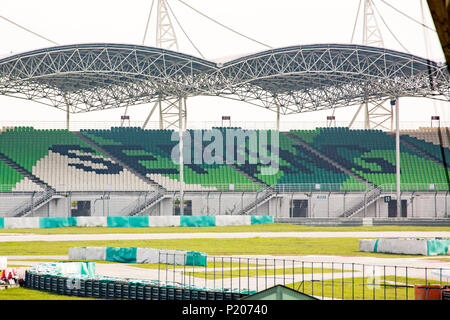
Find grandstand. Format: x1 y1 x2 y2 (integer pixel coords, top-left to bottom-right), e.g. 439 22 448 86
0 1 449 224
0 125 449 220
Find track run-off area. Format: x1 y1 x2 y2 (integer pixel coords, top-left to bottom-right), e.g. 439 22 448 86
2 226 450 301
0 230 450 242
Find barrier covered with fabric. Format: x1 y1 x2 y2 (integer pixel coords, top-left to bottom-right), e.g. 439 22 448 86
54 261 95 276
158 249 191 265
76 216 107 227
106 216 149 228
180 216 215 227
68 247 87 260
0 215 273 229
39 217 77 228
359 238 450 255
215 215 251 226
148 216 180 227
251 216 274 225
426 239 450 255
135 248 160 264
84 247 107 261
69 246 208 266
4 217 40 229
105 247 137 263
29 261 95 276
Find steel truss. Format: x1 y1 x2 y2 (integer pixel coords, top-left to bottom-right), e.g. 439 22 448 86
0 43 449 118
350 0 394 131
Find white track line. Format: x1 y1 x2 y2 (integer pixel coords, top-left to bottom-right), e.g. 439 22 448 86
0 231 449 242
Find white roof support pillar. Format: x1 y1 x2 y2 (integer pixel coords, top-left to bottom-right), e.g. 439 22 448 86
393 97 402 217
63 94 70 131
276 100 281 131
178 96 185 215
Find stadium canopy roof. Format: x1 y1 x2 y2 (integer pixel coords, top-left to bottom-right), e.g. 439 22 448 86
0 43 449 115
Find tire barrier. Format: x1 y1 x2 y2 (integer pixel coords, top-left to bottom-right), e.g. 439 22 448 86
0 215 273 229
68 247 208 266
359 238 450 255
23 270 252 301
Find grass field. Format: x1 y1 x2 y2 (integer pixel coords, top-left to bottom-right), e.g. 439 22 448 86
1 224 449 300
287 276 447 300
0 287 96 300
1 223 450 234
0 237 427 258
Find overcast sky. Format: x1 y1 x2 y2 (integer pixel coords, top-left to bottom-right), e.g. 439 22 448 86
0 0 448 129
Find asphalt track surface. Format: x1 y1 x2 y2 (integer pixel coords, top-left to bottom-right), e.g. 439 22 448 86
1 231 450 242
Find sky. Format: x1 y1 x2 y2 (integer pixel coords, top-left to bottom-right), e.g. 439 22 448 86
0 0 448 130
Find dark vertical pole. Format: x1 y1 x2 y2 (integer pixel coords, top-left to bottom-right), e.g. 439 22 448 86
322 262 324 300
352 263 355 300
311 262 314 297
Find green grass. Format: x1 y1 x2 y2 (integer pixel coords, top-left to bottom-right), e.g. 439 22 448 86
0 287 96 300
0 237 424 258
1 224 448 300
4 264 29 267
183 266 351 279
7 258 121 264
131 261 260 270
425 258 450 262
287 276 449 300
1 223 450 234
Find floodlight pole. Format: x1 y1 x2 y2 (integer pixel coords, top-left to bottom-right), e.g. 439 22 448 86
159 96 163 129
66 105 70 131
179 96 184 216
184 96 187 129
276 102 280 131
63 94 70 131
393 98 401 217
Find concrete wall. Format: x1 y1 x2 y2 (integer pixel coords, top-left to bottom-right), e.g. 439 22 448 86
1 191 449 218
0 193 33 217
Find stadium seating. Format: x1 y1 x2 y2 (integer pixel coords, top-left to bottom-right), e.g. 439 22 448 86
0 159 42 191
1 126 448 192
290 127 450 190
0 127 153 191
400 128 450 168
215 128 366 191
402 128 450 148
81 128 262 191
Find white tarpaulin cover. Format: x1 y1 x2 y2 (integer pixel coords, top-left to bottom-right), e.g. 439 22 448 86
359 238 450 255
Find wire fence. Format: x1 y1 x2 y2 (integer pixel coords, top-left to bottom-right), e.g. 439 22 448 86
1 183 449 218
155 253 450 300
2 183 449 193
